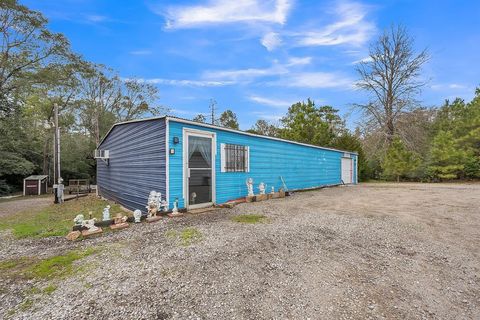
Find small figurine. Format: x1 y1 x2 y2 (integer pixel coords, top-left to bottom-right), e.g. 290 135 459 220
160 200 169 212
57 177 65 203
133 209 142 223
82 218 99 232
147 201 158 218
271 186 275 194
172 198 179 214
258 182 266 195
113 213 128 224
73 214 84 226
246 178 254 197
190 192 197 204
102 205 111 221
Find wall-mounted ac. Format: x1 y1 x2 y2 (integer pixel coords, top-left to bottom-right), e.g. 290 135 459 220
94 149 110 164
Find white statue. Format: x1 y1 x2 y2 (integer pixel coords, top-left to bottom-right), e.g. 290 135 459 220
259 182 266 195
160 200 169 212
133 209 142 223
102 205 111 221
246 178 254 197
57 177 65 203
146 191 161 218
172 198 179 214
271 186 275 194
147 201 158 218
82 218 99 232
73 214 84 226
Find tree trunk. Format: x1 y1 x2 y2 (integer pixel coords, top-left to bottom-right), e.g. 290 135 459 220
397 175 400 183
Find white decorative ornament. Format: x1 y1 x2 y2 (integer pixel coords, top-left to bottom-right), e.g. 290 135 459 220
160 200 169 212
246 178 254 197
172 198 179 214
133 209 142 223
102 205 111 221
271 186 275 194
73 214 84 226
259 182 266 195
82 218 98 232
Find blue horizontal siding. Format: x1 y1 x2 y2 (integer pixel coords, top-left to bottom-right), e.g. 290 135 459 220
97 118 166 212
168 120 356 208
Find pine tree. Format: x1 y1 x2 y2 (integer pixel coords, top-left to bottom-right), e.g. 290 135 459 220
382 137 420 182
427 131 467 180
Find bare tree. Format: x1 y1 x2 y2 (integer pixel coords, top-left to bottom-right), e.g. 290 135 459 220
355 25 429 145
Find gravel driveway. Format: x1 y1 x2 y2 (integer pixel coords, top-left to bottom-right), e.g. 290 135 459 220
1 183 479 319
0 195 53 218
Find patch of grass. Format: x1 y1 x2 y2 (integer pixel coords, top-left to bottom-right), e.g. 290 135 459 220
42 284 57 295
0 195 128 238
19 298 33 311
166 227 203 246
0 248 97 281
232 214 267 224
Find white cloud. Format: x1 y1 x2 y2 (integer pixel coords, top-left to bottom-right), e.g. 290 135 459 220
271 72 353 88
248 95 293 108
202 57 311 82
129 50 153 55
86 15 108 23
351 56 373 64
250 111 283 121
294 1 375 47
261 32 282 51
137 78 234 87
163 0 292 29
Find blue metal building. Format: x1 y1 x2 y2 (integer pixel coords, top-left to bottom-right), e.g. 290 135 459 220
96 116 357 212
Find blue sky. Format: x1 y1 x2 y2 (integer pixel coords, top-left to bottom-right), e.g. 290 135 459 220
24 0 480 130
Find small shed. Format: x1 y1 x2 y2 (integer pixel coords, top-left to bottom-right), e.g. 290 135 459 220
23 175 48 196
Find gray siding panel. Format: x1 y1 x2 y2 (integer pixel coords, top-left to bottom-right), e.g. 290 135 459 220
97 118 166 212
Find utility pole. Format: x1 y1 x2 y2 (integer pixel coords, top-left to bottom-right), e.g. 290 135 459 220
53 103 61 203
209 99 217 125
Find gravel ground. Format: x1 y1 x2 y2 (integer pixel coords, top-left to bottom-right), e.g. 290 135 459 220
0 195 53 218
0 183 479 319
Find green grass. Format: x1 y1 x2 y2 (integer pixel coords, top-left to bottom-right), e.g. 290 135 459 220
0 195 128 238
232 214 268 224
42 284 57 295
0 248 97 280
166 227 203 246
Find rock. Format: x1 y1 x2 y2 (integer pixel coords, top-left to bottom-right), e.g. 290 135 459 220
245 196 255 203
167 212 184 218
81 228 103 237
146 216 163 223
256 194 268 201
110 222 129 230
66 230 81 241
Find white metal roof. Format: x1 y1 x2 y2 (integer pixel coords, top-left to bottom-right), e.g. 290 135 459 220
98 115 358 155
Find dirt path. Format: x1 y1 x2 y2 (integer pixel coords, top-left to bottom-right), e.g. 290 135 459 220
0 196 53 218
1 183 479 319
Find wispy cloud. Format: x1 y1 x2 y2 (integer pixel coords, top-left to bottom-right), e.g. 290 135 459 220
162 0 293 29
261 32 282 51
137 78 234 87
271 72 353 88
86 14 108 23
129 50 153 55
202 57 312 82
250 111 283 121
248 95 293 108
293 1 375 47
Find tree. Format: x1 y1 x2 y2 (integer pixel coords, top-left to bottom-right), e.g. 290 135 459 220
355 25 429 146
280 99 343 146
219 109 239 129
247 119 279 137
427 131 466 180
0 0 70 117
192 114 206 123
117 78 163 121
382 137 420 182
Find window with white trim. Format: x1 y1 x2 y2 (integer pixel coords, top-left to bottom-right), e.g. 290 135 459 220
221 143 249 172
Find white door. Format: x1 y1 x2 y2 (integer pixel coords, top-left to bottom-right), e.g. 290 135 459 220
341 157 353 184
184 130 216 210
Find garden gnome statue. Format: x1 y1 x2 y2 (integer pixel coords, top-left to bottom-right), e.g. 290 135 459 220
246 178 254 197
259 182 266 195
102 205 111 221
133 209 142 223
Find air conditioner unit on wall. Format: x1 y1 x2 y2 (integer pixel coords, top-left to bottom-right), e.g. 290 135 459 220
94 149 110 164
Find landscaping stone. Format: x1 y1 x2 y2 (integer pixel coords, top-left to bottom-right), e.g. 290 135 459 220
245 196 255 203
255 194 268 201
110 222 129 230
81 228 103 237
146 216 163 223
65 230 81 241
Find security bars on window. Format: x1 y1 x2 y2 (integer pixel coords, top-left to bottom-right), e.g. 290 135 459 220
224 144 247 172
